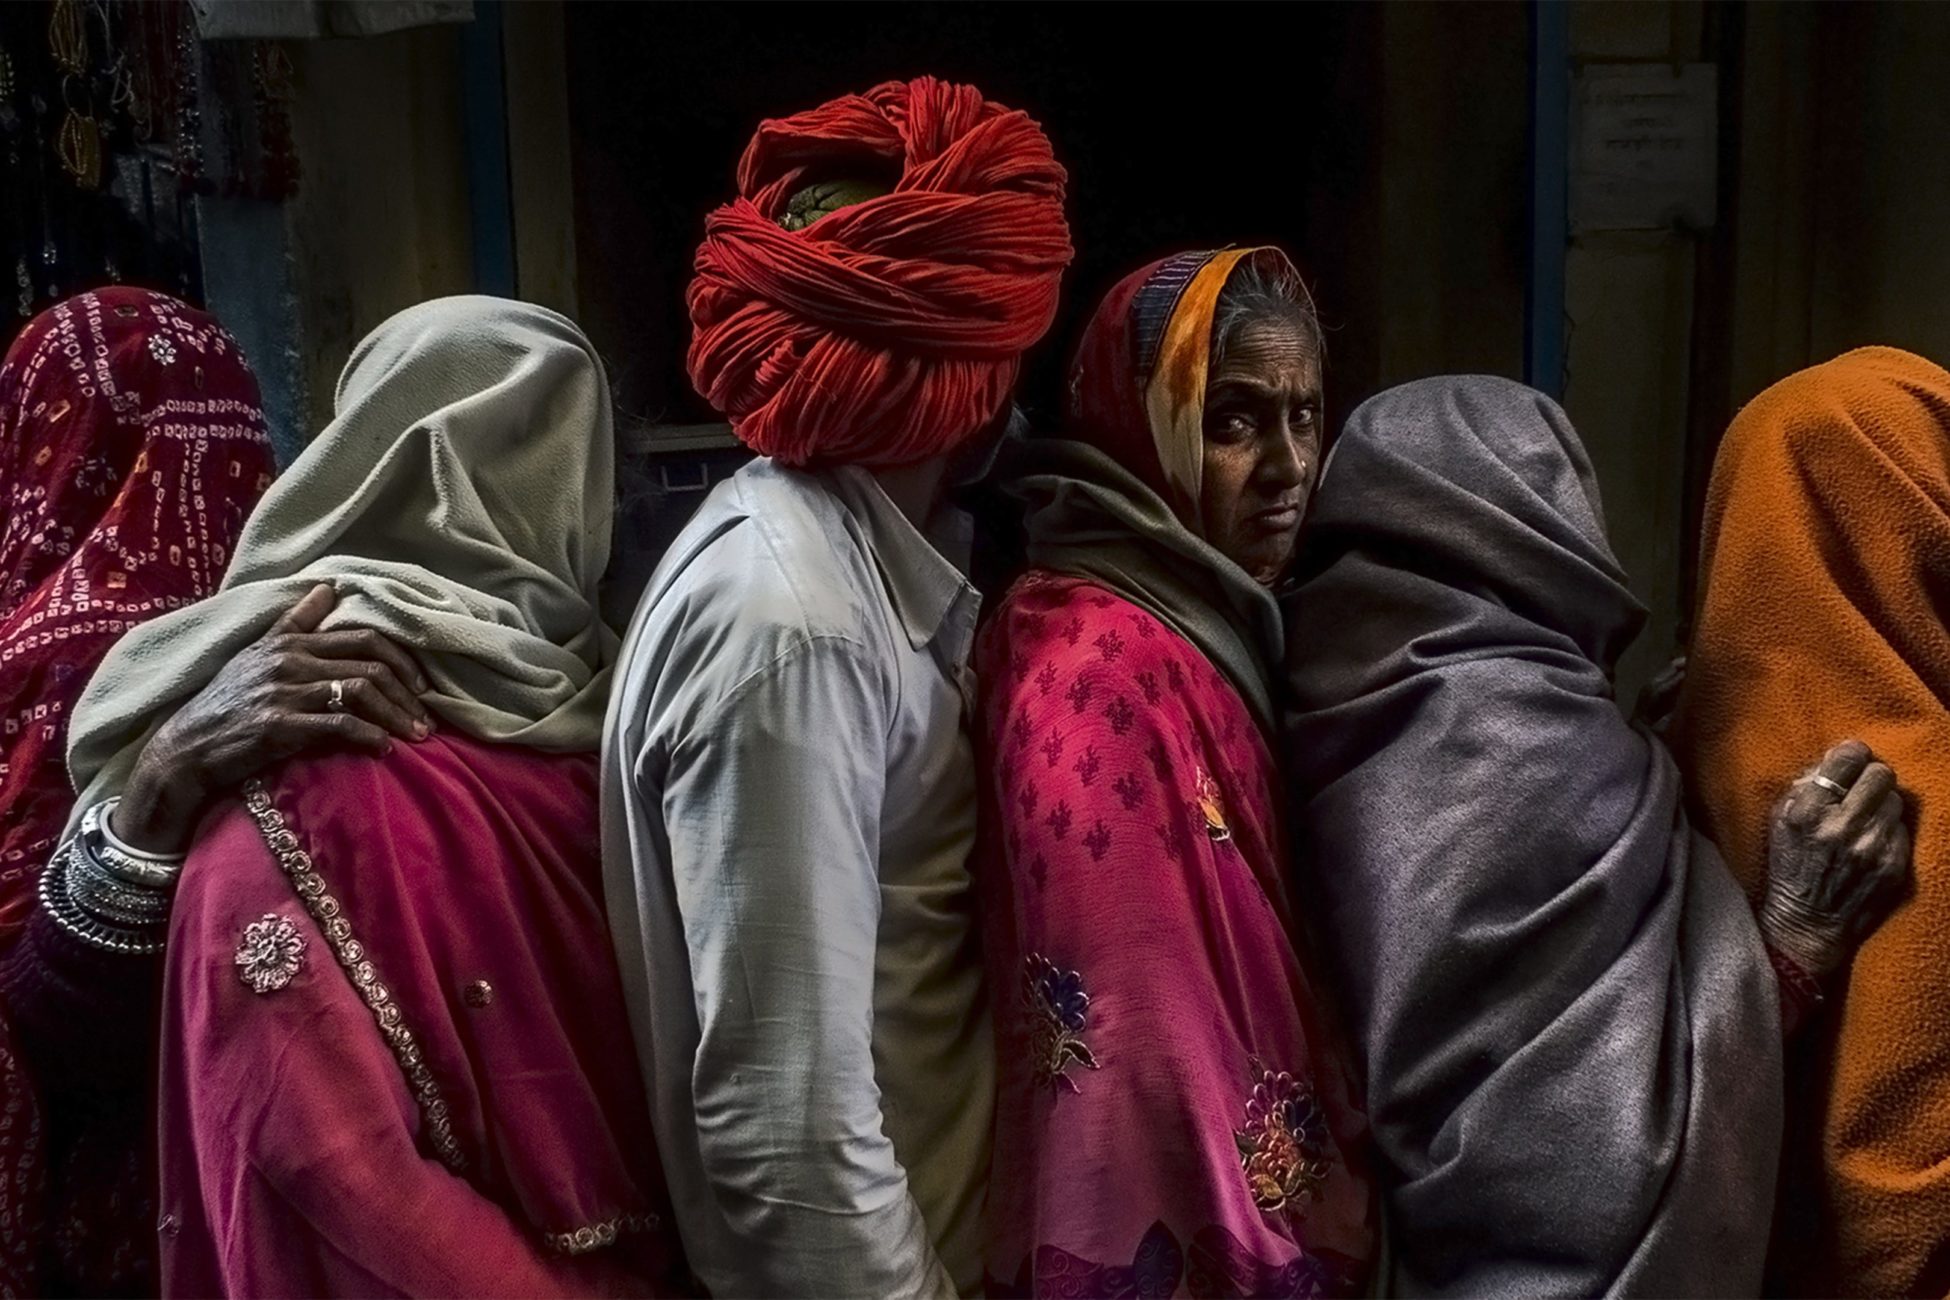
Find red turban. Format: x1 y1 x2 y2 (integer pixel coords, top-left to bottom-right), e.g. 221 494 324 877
686 76 1073 468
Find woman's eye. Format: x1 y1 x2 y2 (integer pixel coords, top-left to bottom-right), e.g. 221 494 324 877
1292 405 1318 429
1215 412 1254 440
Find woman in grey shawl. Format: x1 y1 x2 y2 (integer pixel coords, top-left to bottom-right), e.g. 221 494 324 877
1280 376 1908 1296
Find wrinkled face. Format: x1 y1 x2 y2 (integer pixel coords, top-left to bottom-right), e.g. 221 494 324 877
1198 317 1323 586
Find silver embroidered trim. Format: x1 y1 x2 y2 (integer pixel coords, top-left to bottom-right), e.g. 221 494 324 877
543 1211 662 1257
241 779 465 1172
234 913 306 994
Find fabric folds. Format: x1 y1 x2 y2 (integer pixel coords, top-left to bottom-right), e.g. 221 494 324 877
1283 376 1782 1297
1671 347 1950 1295
686 76 1073 467
0 288 273 939
65 295 618 831
159 737 682 1296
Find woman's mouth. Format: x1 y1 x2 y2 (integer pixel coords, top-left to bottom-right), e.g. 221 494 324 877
1251 503 1303 531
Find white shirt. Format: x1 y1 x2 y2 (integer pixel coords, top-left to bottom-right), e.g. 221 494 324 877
602 459 991 1299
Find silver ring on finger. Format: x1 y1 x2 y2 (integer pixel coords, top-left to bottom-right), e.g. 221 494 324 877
1807 773 1850 799
326 679 347 713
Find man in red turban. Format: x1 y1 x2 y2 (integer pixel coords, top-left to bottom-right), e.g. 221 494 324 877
604 77 1072 1297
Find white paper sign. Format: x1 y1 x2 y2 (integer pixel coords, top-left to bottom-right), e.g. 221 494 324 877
1572 63 1717 232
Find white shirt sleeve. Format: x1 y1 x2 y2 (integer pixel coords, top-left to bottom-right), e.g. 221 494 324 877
656 633 956 1300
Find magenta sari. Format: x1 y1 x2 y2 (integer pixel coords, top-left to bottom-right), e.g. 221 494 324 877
976 575 1371 1297
157 733 687 1297
977 250 1373 1298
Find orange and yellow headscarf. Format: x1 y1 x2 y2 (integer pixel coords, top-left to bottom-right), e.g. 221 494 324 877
1067 247 1297 530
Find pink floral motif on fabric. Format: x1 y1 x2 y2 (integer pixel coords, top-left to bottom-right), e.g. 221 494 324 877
975 572 1375 1298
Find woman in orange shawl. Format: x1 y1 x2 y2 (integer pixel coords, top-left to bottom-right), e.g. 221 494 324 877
1673 346 1950 1295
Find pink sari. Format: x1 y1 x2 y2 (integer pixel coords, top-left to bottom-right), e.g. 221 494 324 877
157 733 687 1297
976 574 1371 1297
978 249 1372 1297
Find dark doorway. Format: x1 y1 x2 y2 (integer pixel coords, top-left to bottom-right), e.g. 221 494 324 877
564 1 1381 430
566 2 1531 612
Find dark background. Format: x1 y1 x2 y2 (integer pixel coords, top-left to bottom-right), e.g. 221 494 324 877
18 0 1935 700
564 2 1527 435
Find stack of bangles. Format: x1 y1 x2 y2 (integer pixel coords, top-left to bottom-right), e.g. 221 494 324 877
40 798 185 955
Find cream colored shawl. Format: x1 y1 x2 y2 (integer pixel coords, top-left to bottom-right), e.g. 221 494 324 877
66 296 616 829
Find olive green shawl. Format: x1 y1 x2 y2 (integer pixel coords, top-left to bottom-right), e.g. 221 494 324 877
998 434 1283 734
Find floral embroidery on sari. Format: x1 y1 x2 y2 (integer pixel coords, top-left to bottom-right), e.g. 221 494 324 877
1235 1062 1332 1216
1195 767 1231 843
242 780 465 1172
979 574 1374 1295
234 912 307 994
1024 954 1100 1093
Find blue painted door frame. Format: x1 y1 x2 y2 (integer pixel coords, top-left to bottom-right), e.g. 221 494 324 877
461 0 517 298
1527 0 1569 399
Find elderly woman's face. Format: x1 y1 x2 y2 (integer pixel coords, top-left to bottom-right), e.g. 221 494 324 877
1198 317 1322 585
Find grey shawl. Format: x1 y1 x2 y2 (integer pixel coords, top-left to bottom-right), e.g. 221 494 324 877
1281 377 1782 1297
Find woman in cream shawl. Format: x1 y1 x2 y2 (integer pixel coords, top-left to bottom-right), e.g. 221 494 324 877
38 297 686 1294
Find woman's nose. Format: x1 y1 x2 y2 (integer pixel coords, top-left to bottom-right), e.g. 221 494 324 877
1262 425 1310 488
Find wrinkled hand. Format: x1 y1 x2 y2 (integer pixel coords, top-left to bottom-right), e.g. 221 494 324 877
1760 739 1912 980
113 584 432 854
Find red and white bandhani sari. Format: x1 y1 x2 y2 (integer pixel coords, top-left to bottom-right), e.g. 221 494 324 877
0 288 274 938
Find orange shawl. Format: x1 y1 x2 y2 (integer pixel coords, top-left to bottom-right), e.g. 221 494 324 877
1671 346 1950 1296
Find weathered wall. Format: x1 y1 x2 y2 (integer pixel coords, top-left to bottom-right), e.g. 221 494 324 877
217 5 578 443
1743 3 1950 390
1562 0 1704 701
1373 3 1531 389
1302 2 1530 417
1567 0 1950 701
283 24 474 432
504 0 578 322
1716 4 1819 420
1694 0 1950 611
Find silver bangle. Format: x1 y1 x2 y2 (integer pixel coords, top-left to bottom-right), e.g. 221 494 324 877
37 799 187 956
40 839 168 956
65 852 173 927
84 800 185 888
95 798 189 863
